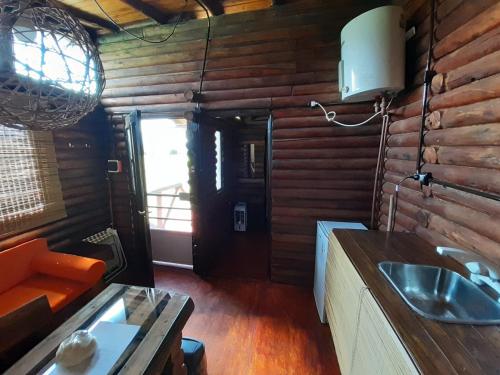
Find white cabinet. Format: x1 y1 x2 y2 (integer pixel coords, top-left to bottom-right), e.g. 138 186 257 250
325 232 418 375
314 221 366 323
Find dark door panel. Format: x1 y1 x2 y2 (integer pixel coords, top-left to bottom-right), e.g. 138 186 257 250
187 111 233 274
124 110 154 286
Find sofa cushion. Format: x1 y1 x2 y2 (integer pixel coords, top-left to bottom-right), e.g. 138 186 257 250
31 250 106 285
0 239 48 294
0 274 88 317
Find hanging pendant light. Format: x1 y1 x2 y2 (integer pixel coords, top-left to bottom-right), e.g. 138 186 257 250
0 0 105 130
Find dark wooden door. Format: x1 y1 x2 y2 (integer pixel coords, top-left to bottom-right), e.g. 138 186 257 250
187 111 233 275
124 110 154 286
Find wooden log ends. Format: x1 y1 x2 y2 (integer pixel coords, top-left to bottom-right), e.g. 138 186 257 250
184 89 202 103
184 111 196 122
431 73 445 94
444 50 500 92
422 185 434 199
429 73 500 112
423 146 438 164
424 114 432 130
415 209 430 228
426 111 441 129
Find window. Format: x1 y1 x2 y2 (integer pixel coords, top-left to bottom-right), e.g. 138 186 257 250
215 130 222 191
0 125 66 236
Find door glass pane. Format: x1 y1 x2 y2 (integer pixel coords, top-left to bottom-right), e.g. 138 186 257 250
141 119 191 233
215 130 222 191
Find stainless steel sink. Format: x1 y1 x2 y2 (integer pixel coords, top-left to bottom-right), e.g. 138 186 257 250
378 261 500 324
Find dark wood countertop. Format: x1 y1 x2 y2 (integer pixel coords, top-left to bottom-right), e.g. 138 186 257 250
333 230 500 375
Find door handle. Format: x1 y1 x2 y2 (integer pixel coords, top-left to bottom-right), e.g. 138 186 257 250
138 210 151 216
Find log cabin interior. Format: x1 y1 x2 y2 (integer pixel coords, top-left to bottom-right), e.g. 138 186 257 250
1 0 500 373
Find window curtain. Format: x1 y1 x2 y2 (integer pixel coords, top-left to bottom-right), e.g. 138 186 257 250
0 125 66 237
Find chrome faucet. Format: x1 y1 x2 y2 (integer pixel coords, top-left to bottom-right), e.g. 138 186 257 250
437 246 500 302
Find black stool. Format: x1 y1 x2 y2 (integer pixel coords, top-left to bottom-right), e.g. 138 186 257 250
181 338 207 375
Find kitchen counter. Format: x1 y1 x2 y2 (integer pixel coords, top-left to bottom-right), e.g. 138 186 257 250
333 230 500 374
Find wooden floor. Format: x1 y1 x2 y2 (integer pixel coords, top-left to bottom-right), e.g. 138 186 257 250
208 231 270 280
154 266 340 375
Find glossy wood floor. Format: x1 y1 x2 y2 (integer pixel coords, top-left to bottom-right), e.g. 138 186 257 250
154 266 340 375
208 231 270 280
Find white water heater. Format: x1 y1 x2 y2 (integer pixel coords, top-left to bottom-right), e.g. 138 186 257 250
339 6 406 102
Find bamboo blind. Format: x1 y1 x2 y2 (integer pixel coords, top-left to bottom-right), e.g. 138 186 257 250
0 125 66 237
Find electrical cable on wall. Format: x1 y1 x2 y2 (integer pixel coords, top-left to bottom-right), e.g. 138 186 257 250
92 0 212 104
398 0 500 206
371 98 391 229
193 0 211 99
386 0 436 232
92 0 187 43
384 0 483 232
310 97 393 127
414 0 435 178
387 175 413 232
311 96 394 229
313 5 406 230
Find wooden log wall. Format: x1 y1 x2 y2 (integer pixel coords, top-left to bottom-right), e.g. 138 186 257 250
271 105 381 284
98 0 386 285
0 110 111 252
379 0 500 266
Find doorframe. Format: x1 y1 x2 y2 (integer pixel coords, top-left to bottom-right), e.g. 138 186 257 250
185 109 274 277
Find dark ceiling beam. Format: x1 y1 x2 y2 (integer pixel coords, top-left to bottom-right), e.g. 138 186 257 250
120 0 173 24
198 0 224 16
53 1 120 32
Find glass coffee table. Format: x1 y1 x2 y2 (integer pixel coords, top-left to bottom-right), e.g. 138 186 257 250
6 284 194 375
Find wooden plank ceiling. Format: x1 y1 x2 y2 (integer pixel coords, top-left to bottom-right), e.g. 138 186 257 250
59 0 298 33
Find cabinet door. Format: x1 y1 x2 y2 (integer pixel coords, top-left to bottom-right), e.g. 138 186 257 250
314 227 328 322
351 290 418 375
325 233 366 374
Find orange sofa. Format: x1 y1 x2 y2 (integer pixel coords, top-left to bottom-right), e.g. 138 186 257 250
0 239 106 317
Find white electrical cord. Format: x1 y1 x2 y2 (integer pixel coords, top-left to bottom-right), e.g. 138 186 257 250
311 97 393 127
387 175 414 232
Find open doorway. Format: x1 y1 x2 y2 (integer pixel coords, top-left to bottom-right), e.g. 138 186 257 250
205 113 271 280
129 111 272 280
141 118 193 269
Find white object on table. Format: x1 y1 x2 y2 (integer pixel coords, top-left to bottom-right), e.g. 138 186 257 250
47 322 140 375
56 331 97 368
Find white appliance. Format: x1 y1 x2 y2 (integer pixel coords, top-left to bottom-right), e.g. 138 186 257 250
339 5 405 102
234 202 247 232
314 221 367 323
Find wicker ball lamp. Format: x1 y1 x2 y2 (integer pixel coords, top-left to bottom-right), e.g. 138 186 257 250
0 0 104 130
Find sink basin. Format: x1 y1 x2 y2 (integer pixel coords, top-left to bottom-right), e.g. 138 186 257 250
378 261 500 324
